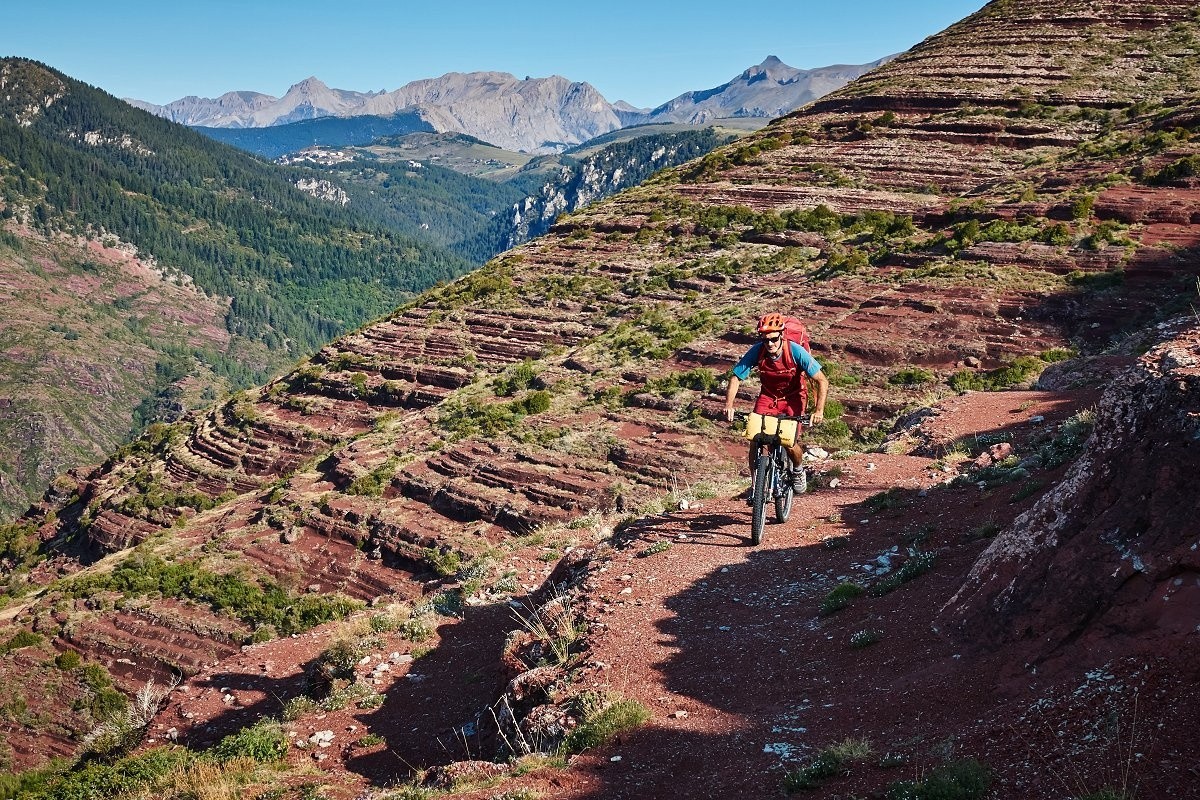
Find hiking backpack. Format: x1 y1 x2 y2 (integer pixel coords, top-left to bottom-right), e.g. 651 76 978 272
758 316 812 406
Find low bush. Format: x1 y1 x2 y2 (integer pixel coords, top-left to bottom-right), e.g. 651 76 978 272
54 650 82 670
1 631 43 653
562 698 650 754
885 758 993 799
820 582 865 615
784 738 874 792
345 457 399 497
869 551 936 596
61 552 363 636
1039 409 1096 469
210 719 289 763
25 747 195 799
948 355 1043 392
889 366 936 386
642 368 720 397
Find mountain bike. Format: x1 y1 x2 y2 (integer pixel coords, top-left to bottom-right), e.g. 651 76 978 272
734 412 809 545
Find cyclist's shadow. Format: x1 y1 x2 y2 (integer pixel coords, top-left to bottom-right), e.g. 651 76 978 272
625 511 758 548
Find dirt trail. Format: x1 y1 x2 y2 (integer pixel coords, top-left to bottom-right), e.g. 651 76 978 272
151 387 1195 800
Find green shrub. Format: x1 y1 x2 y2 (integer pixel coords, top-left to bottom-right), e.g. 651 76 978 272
784 738 874 792
34 747 194 799
87 687 129 723
1070 194 1095 220
1148 154 1200 184
423 547 462 577
869 551 936 596
1039 347 1076 362
889 366 936 386
211 719 289 763
637 540 672 557
1039 409 1096 469
850 628 883 648
642 368 720 397
0 521 41 571
61 552 362 635
54 650 82 670
562 698 650 754
948 356 1043 392
1039 223 1073 246
1067 269 1124 290
820 582 865 615
1 631 43 653
885 758 992 799
494 360 539 396
346 457 399 497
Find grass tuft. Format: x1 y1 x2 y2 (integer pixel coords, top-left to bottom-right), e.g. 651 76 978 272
561 699 651 754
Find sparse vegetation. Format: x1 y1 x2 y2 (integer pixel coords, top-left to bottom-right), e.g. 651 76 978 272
820 582 866 615
60 552 363 637
1039 409 1096 468
561 696 651 754
869 551 937 596
889 366 937 386
948 355 1045 392
211 719 290 763
784 737 874 792
637 540 673 557
885 758 993 799
511 591 583 667
345 457 399 496
850 628 883 648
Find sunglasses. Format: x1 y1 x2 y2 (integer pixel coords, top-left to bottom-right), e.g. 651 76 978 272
762 334 782 343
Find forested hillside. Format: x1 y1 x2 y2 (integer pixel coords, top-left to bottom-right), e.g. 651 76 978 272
0 58 472 518
0 59 468 355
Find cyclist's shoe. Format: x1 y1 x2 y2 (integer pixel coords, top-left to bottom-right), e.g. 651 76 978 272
790 468 808 494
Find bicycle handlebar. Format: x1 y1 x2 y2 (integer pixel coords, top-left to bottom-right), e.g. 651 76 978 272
731 410 813 426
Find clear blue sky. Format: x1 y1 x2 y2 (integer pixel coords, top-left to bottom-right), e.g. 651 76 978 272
3 0 990 109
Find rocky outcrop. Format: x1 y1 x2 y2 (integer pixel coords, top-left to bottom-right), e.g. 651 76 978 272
940 317 1200 663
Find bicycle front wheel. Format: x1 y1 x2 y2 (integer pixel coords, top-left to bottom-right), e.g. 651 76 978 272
751 452 772 545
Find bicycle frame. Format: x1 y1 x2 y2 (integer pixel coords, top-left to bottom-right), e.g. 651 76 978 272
735 412 808 544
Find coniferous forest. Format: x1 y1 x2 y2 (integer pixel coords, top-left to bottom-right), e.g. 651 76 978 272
0 59 472 358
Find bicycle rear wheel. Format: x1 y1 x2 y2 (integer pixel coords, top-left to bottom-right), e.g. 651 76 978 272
751 452 771 545
774 447 793 524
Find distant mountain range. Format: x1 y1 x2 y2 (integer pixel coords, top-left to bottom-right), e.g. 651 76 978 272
128 56 890 154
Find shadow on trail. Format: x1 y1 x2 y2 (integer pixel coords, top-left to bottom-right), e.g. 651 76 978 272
563 403 1099 799
344 602 513 782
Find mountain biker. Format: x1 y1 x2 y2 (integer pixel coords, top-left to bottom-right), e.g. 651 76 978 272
723 312 829 493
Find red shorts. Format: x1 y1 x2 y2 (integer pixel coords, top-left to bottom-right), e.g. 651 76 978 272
754 393 805 417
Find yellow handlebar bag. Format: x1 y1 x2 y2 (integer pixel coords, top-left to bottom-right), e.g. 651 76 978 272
745 413 799 447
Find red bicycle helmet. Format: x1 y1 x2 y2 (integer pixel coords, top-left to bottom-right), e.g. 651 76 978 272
757 313 786 334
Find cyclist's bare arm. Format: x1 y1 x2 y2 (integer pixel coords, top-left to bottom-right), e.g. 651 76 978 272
724 375 741 422
809 370 830 424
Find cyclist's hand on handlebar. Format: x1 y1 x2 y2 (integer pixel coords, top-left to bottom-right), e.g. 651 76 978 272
724 405 736 423
809 409 825 425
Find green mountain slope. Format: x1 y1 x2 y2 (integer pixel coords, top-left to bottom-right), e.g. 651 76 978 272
0 58 473 518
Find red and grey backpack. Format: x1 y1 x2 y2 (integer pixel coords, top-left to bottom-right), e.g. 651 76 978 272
757 315 811 371
757 315 812 408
